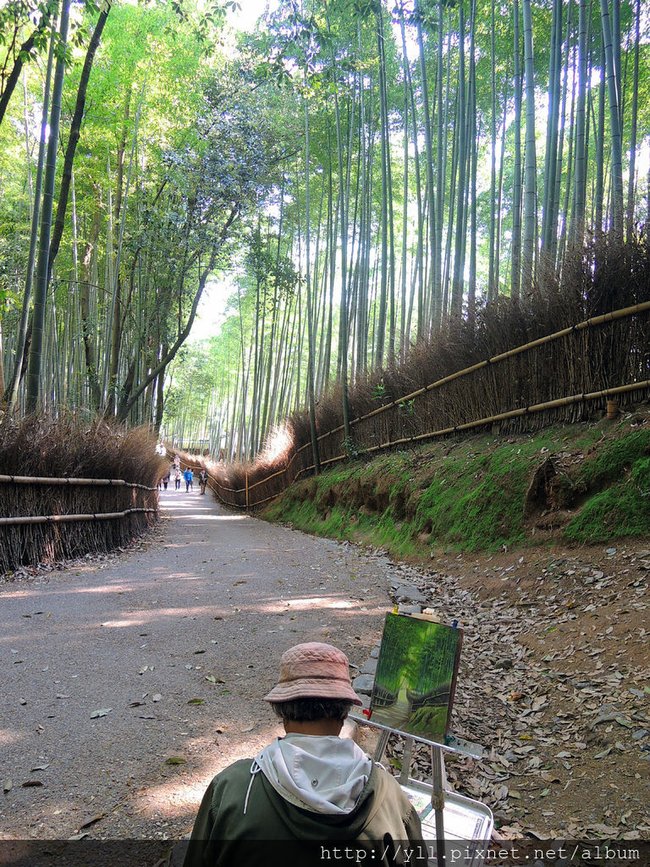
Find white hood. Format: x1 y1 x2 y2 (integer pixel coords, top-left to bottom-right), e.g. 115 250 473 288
254 734 372 815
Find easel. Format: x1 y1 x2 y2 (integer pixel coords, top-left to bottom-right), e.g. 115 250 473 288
351 612 493 867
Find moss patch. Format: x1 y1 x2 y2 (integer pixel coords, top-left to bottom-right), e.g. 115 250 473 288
566 454 650 542
577 427 650 488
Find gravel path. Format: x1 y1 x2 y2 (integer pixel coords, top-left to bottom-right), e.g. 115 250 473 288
0 490 393 839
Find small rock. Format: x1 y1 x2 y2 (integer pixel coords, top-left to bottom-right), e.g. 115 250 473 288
360 658 377 675
352 674 375 695
632 729 648 741
391 583 427 604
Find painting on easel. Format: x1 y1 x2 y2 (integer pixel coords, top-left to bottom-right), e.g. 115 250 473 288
370 613 463 743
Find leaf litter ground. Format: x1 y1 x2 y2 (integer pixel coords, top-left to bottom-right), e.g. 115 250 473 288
374 543 649 841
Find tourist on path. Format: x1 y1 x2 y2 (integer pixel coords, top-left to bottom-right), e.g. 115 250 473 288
198 468 208 495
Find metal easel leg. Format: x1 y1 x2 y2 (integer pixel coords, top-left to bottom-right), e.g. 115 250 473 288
399 737 413 785
431 745 446 867
373 729 391 763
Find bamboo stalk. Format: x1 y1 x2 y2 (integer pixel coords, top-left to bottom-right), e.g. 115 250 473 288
0 507 157 526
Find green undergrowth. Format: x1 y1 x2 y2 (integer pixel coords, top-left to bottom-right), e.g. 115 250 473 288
262 413 650 556
565 455 650 542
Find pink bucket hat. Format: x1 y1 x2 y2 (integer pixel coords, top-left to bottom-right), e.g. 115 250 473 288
263 642 362 705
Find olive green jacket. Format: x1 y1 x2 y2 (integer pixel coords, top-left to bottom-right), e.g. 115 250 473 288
182 758 427 867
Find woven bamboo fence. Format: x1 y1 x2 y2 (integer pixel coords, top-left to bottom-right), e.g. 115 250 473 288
209 301 650 509
0 474 158 574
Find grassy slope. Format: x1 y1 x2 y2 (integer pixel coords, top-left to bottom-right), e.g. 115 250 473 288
262 412 650 557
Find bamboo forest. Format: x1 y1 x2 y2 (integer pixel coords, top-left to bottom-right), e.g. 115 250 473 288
0 0 648 460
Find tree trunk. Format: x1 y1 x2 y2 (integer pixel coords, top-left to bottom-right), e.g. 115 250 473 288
0 8 53 128
571 0 588 248
521 0 538 294
511 0 523 302
48 2 110 270
415 0 438 329
625 0 640 239
599 0 624 240
25 0 71 413
451 2 467 319
4 20 56 409
303 96 320 473
116 206 239 421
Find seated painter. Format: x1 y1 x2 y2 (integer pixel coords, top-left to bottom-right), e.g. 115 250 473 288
183 642 427 866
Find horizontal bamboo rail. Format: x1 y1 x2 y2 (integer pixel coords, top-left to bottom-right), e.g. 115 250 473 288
296 379 650 476
214 374 650 501
0 507 157 527
0 474 156 491
204 300 650 507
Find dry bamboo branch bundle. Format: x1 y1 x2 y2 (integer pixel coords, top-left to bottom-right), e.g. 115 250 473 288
0 417 164 573
294 378 650 479
310 300 650 437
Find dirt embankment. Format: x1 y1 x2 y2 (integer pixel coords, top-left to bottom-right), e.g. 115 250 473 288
263 408 650 556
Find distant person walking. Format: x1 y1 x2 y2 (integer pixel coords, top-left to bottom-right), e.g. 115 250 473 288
162 468 171 490
198 468 208 495
175 469 182 490
184 468 194 492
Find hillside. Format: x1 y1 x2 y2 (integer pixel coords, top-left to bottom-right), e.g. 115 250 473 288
262 407 650 556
